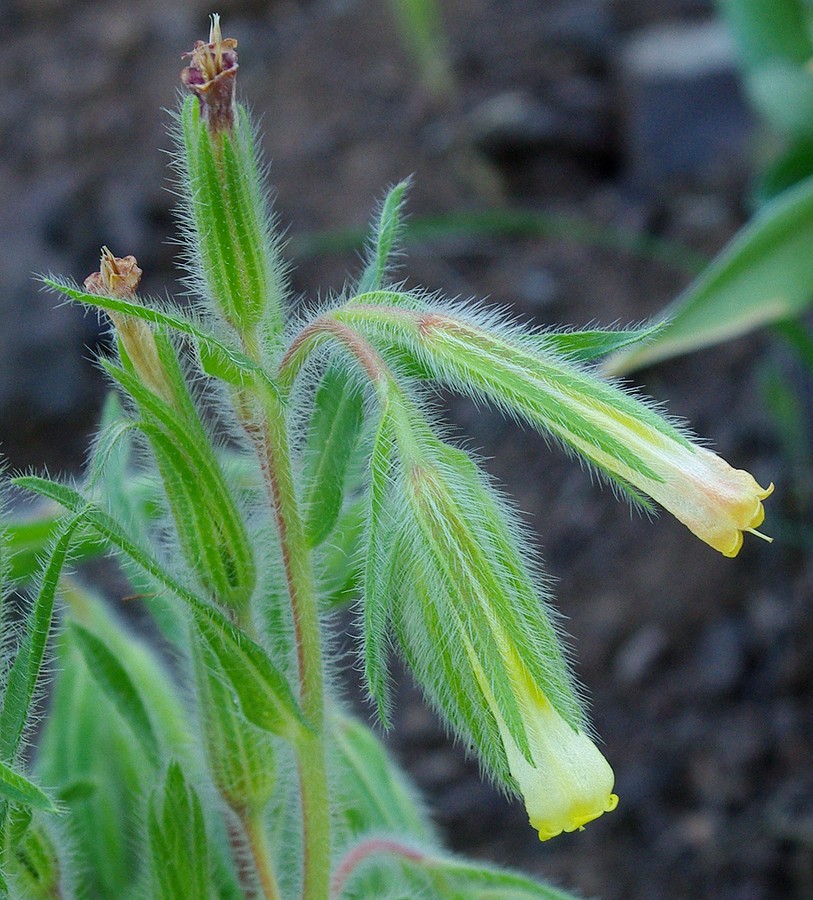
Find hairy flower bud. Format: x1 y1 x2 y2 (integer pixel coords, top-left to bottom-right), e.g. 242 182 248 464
337 304 774 557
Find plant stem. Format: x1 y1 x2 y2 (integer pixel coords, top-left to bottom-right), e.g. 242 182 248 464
242 809 283 900
247 380 331 900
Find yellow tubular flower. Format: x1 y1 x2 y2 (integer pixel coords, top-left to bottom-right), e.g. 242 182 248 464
463 634 618 841
561 402 774 558
499 652 617 841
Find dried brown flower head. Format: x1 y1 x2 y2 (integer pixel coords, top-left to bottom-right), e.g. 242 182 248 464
181 14 238 133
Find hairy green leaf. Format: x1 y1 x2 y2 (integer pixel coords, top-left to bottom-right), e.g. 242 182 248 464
358 179 412 294
13 476 305 740
0 763 56 813
302 366 365 547
69 622 161 767
333 714 433 844
41 277 279 398
3 513 104 585
0 515 83 762
362 407 399 726
105 359 256 609
316 497 365 609
148 762 211 899
420 856 582 899
192 637 276 810
536 322 666 362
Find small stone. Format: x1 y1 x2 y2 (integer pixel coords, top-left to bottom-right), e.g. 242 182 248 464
467 87 609 160
618 20 753 187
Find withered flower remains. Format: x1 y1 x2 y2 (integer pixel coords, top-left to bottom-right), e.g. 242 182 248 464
180 14 238 132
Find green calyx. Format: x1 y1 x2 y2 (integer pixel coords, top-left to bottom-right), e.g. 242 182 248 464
181 96 286 338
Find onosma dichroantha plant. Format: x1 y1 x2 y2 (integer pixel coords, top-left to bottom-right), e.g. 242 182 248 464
0 16 773 900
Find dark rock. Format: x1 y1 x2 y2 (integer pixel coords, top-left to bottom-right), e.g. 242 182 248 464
618 20 753 188
467 88 609 159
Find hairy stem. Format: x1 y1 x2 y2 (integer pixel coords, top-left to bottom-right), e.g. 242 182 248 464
242 809 283 900
243 370 331 900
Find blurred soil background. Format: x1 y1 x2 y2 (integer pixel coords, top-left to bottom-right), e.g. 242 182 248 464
2 0 812 898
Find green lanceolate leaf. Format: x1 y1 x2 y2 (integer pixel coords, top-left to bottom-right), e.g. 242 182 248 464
5 815 62 899
302 365 365 548
607 174 813 373
718 0 813 139
333 714 433 844
69 622 161 767
147 762 211 899
13 477 305 740
357 179 412 294
419 856 582 899
535 322 666 362
104 359 256 610
41 277 278 397
0 763 56 813
0 514 83 762
3 512 104 585
36 631 151 898
718 0 813 68
316 497 365 609
754 138 813 204
192 637 276 810
362 406 400 726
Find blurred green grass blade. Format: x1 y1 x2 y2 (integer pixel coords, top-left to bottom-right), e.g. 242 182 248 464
0 763 56 813
69 623 161 768
290 208 706 275
386 0 454 98
13 476 305 741
0 515 82 762
606 175 813 374
302 366 365 548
